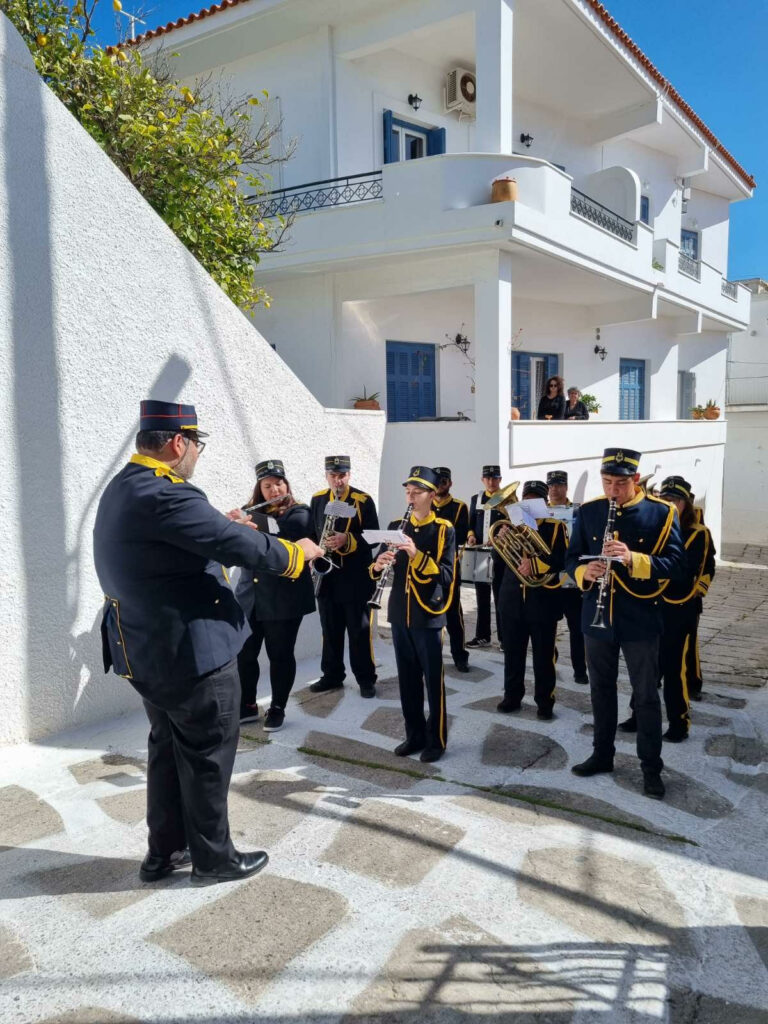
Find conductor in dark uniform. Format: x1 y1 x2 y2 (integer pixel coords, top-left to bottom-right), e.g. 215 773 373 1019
371 466 456 762
432 466 469 671
309 456 380 697
465 464 507 647
93 401 322 885
566 447 685 800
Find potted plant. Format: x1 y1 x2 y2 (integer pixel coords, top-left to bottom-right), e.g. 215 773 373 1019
703 399 721 420
690 405 705 420
581 393 601 415
352 387 381 411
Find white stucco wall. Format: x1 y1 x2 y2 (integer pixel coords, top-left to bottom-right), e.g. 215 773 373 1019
0 15 385 746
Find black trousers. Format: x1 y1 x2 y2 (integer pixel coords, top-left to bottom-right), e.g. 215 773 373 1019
501 613 558 713
561 588 587 677
690 613 703 697
391 624 447 751
138 659 240 872
586 636 663 775
237 615 303 710
318 596 376 687
445 571 468 665
659 605 696 736
474 565 504 641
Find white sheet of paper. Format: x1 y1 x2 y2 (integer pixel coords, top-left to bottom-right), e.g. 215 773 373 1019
519 498 549 519
505 503 541 531
363 529 409 545
578 554 624 563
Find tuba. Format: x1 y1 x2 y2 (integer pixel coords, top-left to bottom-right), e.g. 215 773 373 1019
486 481 555 588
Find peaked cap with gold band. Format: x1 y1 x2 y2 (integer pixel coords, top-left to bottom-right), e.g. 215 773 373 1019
325 455 351 471
403 465 440 491
256 459 287 481
601 447 641 477
659 476 693 501
547 470 568 486
139 400 208 437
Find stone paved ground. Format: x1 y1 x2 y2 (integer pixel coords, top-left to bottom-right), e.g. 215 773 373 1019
1 552 767 1023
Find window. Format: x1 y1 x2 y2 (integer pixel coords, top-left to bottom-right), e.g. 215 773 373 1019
383 110 446 164
511 351 559 420
680 229 699 260
619 358 646 420
640 195 650 224
386 341 436 422
677 370 696 419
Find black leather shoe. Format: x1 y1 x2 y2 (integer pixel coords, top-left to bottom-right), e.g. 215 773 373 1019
496 697 521 713
618 715 637 733
571 755 614 777
536 708 554 721
139 848 191 882
643 774 665 800
663 728 688 743
191 850 269 886
308 678 344 693
573 674 589 685
394 738 425 757
359 683 376 698
454 661 470 673
420 747 444 763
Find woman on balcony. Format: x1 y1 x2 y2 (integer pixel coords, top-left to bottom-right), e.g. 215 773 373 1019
537 376 566 420
564 386 590 421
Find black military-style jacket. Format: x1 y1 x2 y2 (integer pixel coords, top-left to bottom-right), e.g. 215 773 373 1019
370 512 456 629
662 521 716 613
433 494 469 546
93 455 303 688
310 484 379 602
235 502 316 622
565 490 685 642
498 518 567 622
468 491 507 545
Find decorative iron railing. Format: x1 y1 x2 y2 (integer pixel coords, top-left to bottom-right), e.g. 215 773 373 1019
678 251 701 280
569 188 634 241
721 279 738 300
248 171 383 218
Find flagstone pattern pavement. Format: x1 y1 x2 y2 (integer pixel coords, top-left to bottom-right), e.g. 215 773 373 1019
0 547 766 1022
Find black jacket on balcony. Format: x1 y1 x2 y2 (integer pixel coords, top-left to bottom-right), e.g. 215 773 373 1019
564 400 590 421
536 394 565 420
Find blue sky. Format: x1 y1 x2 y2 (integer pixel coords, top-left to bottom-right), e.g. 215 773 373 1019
94 0 766 280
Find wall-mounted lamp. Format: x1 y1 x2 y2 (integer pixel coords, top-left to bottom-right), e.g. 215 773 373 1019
594 344 607 361
441 325 471 357
408 93 422 111
519 132 534 148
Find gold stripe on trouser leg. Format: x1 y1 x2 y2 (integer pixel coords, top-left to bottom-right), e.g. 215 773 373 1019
368 611 375 662
695 633 702 683
680 633 691 728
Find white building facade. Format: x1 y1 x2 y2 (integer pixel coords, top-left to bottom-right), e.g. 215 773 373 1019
138 0 754 537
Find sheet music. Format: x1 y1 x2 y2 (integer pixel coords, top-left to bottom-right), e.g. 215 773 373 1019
363 530 409 546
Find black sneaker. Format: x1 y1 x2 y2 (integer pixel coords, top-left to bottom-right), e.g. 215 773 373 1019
618 715 637 733
239 704 260 724
453 661 470 673
308 678 344 693
466 637 490 649
536 708 554 721
395 738 425 757
643 773 665 800
573 674 589 685
359 683 376 698
496 696 521 713
663 728 688 743
571 755 614 777
498 642 505 653
263 706 285 732
420 747 444 763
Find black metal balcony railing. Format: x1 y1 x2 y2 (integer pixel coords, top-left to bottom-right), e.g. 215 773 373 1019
721 278 738 300
248 171 383 218
569 187 634 242
678 251 701 280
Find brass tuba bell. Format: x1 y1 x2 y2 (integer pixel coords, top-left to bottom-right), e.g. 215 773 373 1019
486 481 555 588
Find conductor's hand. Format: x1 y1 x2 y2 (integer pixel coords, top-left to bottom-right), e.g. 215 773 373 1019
325 532 348 551
466 534 477 547
296 538 325 562
374 549 396 573
584 559 608 582
603 539 632 566
399 536 418 560
226 508 249 522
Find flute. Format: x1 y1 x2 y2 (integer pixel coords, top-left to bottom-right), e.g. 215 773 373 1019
590 498 618 629
368 503 414 610
241 493 293 516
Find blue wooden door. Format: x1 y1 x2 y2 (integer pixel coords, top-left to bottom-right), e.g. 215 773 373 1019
619 358 646 420
511 352 559 419
386 341 436 422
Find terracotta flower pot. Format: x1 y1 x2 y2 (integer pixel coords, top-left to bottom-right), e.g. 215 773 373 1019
703 406 720 420
353 399 381 411
691 410 704 420
491 177 518 203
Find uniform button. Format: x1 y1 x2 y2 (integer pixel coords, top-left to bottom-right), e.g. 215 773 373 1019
253 577 258 583
112 601 117 607
616 511 622 517
116 640 122 646
214 599 220 605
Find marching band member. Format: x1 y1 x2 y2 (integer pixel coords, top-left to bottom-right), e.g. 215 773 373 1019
309 456 379 698
496 481 567 719
371 466 456 762
566 448 685 800
234 460 315 731
466 464 506 648
547 470 588 685
689 500 715 699
432 466 470 672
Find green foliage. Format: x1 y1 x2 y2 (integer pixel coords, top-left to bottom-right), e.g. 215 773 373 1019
579 392 600 413
1 0 290 313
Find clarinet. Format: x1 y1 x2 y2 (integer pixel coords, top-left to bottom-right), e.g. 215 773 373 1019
368 503 414 610
590 498 618 629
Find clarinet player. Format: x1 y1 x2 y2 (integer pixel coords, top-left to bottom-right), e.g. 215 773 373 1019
370 467 456 763
566 447 684 800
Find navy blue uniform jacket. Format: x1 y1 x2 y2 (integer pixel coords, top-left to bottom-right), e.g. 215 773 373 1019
499 517 567 623
93 456 303 686
310 485 379 602
235 503 316 622
565 491 685 642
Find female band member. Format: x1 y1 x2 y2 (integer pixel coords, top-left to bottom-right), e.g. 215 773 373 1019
233 459 315 731
537 375 566 420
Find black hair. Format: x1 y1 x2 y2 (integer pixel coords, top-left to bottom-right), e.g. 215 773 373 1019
135 429 178 452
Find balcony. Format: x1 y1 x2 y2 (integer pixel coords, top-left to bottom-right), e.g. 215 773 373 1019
721 279 738 300
652 238 750 326
248 171 382 218
569 188 634 242
678 251 701 281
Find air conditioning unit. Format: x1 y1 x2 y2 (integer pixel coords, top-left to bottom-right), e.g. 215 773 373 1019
445 67 476 117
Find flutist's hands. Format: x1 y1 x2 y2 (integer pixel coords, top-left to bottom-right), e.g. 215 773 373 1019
297 538 325 561
603 539 632 565
325 532 348 551
226 508 249 522
374 549 396 573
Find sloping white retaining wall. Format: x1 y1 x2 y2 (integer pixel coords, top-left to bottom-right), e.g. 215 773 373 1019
0 15 385 745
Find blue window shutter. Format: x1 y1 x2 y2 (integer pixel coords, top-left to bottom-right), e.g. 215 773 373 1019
640 195 650 224
383 110 395 165
619 358 646 420
385 341 436 422
681 229 699 260
546 355 559 382
427 127 446 156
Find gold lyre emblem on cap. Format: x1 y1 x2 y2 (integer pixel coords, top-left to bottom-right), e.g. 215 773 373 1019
413 467 421 476
267 461 274 469
615 450 624 463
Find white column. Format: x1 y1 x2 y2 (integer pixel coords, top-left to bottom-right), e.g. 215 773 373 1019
474 0 514 153
473 250 513 468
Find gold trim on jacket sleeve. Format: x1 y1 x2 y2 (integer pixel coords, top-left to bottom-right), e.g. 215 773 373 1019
574 564 592 591
277 538 305 579
629 552 652 579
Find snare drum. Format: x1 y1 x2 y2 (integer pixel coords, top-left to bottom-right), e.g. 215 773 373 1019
461 546 495 585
